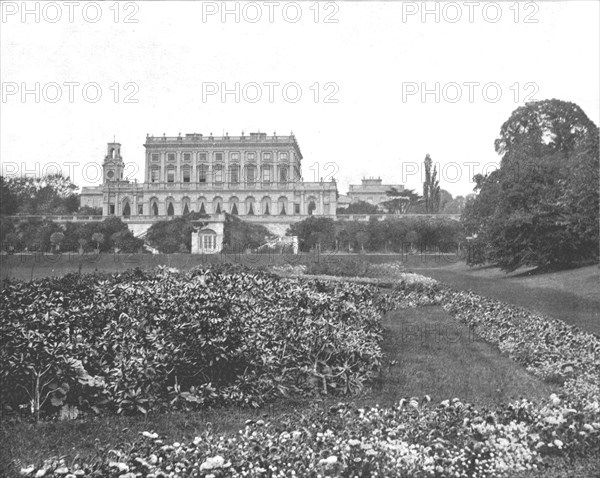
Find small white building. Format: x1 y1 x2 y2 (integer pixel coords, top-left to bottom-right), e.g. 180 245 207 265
190 217 224 254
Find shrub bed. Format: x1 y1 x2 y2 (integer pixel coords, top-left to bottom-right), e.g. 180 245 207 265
1 264 399 418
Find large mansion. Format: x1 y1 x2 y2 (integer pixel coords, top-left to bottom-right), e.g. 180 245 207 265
81 132 338 219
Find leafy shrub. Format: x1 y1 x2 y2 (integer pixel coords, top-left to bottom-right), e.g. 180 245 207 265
0 264 400 418
221 213 276 252
145 212 208 253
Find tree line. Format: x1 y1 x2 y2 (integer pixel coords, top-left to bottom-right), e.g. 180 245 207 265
287 216 465 253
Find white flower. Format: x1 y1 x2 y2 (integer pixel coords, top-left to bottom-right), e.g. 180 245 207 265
142 431 159 439
318 455 339 467
497 438 510 448
554 439 563 448
200 455 225 471
109 462 129 472
549 394 561 406
545 416 560 425
20 466 34 475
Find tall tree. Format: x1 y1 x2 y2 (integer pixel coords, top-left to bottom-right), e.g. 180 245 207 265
423 154 440 213
463 99 599 271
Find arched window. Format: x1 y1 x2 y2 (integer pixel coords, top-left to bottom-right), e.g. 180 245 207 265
213 197 223 215
278 196 288 215
230 197 239 215
261 196 272 215
245 197 255 216
167 203 174 216
122 201 131 218
308 200 316 215
152 202 159 216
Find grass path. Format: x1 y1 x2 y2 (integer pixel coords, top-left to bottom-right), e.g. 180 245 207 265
362 306 557 407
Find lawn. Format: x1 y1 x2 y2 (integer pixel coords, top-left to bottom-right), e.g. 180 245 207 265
0 250 456 283
412 263 600 336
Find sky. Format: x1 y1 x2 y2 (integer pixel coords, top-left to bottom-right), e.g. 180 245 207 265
1 1 599 198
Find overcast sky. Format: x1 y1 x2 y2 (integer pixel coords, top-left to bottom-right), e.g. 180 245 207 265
1 1 599 198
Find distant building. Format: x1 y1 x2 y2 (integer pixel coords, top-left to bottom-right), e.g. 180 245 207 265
81 132 338 219
337 194 351 207
347 177 404 209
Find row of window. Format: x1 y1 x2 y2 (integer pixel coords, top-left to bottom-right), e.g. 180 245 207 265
150 165 292 184
150 151 290 163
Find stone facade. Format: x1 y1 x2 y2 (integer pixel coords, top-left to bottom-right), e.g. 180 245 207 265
347 177 404 208
81 132 338 220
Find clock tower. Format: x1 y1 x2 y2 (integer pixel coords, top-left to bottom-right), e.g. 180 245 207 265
103 142 125 183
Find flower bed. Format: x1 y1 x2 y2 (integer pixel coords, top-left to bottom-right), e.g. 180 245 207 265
439 289 600 407
20 396 600 477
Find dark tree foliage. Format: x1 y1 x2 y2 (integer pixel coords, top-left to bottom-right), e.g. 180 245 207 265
337 200 381 215
1 216 144 253
382 188 422 214
286 216 336 252
222 213 275 252
463 99 599 271
1 174 80 215
145 212 208 253
0 177 19 215
289 216 464 253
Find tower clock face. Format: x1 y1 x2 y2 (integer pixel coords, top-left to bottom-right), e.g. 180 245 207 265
107 170 115 179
